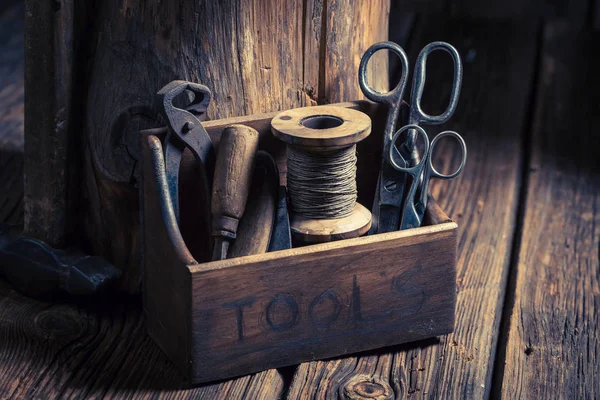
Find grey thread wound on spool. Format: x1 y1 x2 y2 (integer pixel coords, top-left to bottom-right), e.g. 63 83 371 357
286 144 358 219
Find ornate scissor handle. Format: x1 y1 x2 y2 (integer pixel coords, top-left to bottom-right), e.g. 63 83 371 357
358 41 409 107
409 42 463 125
387 124 429 173
426 130 467 180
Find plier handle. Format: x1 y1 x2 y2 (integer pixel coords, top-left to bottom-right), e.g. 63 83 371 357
155 80 215 222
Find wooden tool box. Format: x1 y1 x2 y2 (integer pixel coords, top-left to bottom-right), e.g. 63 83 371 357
140 101 457 384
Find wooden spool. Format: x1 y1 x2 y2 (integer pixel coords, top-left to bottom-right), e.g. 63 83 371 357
271 106 372 244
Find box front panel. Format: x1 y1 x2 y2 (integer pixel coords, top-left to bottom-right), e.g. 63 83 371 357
189 227 456 383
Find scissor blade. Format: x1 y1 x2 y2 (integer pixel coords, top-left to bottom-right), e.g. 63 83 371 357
368 175 382 235
370 165 410 234
399 200 423 230
377 206 403 232
376 160 409 233
269 186 292 251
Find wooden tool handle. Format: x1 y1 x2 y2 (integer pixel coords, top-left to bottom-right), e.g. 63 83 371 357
228 151 278 259
211 124 259 237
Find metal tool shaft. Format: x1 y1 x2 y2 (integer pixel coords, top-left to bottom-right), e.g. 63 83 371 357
269 186 292 251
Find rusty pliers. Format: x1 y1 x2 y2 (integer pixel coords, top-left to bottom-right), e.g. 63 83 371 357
155 81 215 222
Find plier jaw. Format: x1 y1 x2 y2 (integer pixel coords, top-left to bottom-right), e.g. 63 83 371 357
155 81 216 222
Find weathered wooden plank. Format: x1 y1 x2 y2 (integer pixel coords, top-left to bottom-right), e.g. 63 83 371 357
0 3 24 227
287 17 539 398
0 3 23 153
324 0 390 102
23 0 80 247
304 0 391 105
0 279 285 399
302 0 323 105
498 22 600 398
188 221 456 383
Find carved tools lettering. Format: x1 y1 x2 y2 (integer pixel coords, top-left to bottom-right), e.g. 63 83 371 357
211 125 259 260
271 106 373 244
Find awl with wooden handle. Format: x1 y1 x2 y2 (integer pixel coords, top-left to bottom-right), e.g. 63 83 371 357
211 124 259 260
228 151 279 258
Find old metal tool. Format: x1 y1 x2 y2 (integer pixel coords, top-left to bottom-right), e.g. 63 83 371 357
228 151 280 258
271 106 372 244
268 185 292 251
0 224 120 297
359 41 463 233
155 80 215 222
388 125 466 229
211 124 259 260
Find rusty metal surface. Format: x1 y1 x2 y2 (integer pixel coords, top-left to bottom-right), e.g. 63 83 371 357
269 185 292 251
155 80 215 222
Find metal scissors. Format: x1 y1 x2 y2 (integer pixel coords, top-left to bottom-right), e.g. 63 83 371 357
388 125 466 229
359 41 463 233
155 80 216 223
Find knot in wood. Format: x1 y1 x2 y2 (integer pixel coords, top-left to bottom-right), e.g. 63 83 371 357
342 375 394 400
33 308 85 339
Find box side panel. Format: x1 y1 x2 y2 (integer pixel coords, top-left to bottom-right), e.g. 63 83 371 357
189 226 456 383
449 225 458 333
142 135 192 376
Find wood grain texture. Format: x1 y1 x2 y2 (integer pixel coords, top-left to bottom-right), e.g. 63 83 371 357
189 220 456 384
0 3 24 227
302 0 324 105
82 0 307 288
0 3 23 153
498 22 600 398
324 0 390 103
23 0 79 247
0 278 286 399
287 18 539 399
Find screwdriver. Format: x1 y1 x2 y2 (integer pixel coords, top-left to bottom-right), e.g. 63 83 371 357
211 124 259 260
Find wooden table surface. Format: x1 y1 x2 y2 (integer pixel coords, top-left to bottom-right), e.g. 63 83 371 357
1 3 599 399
